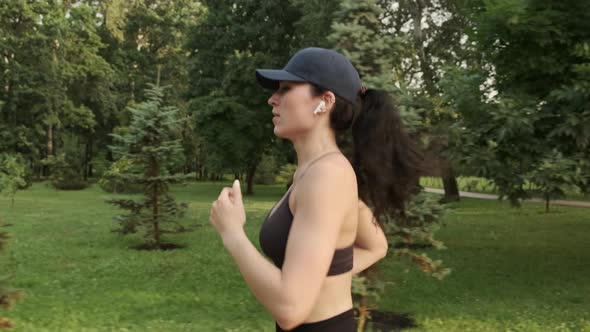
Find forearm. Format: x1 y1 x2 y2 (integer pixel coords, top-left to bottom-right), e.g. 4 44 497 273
222 230 290 320
352 245 386 274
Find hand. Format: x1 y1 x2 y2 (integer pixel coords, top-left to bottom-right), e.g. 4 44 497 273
210 180 247 239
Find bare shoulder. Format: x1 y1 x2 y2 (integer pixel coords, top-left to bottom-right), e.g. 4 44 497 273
301 153 355 184
292 154 357 207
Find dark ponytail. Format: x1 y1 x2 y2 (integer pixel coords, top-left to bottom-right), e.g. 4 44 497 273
352 89 425 225
310 85 426 226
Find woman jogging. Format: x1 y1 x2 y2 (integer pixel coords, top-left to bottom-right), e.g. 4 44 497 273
209 47 424 331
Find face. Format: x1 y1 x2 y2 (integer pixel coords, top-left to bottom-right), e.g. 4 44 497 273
267 81 325 139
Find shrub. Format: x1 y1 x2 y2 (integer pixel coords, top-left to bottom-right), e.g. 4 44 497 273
254 154 279 185
0 224 23 329
275 163 296 188
0 154 27 207
42 154 89 190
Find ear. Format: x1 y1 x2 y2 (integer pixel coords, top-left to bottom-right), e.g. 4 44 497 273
322 91 337 113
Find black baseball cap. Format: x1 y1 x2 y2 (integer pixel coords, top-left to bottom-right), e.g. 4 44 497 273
255 47 362 104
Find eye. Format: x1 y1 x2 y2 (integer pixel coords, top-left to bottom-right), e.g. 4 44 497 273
277 86 291 94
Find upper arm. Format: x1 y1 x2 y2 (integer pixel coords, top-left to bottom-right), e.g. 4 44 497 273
355 200 388 254
279 159 355 323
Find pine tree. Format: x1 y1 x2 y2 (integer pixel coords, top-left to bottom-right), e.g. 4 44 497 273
328 1 448 329
0 220 23 330
106 84 191 250
328 0 405 91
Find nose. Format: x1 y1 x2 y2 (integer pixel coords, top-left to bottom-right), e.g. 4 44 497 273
268 91 279 107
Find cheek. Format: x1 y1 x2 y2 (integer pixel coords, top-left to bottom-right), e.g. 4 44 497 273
287 106 314 128
274 88 316 134
273 106 313 137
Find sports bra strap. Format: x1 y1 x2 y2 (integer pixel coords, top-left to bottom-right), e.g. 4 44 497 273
292 151 341 186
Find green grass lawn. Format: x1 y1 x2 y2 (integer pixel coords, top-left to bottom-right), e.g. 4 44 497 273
1 182 589 331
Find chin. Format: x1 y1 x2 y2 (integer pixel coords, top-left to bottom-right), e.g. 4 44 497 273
274 126 298 140
273 127 288 139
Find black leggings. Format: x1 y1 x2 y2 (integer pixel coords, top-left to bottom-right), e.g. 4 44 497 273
275 308 356 332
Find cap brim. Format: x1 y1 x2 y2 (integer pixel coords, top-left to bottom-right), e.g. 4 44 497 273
255 69 306 90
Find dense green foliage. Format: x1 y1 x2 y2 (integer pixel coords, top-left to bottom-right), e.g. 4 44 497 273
441 0 590 204
0 0 587 203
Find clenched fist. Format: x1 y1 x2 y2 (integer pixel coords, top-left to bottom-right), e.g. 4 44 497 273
210 180 247 239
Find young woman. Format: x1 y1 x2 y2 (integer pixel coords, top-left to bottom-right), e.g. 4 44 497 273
209 48 424 331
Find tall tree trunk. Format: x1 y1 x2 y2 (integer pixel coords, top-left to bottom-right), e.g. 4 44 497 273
412 0 438 96
47 125 54 157
130 72 136 103
43 125 54 177
87 137 94 178
153 183 160 247
197 158 203 181
152 162 161 247
84 135 94 179
441 162 460 202
246 163 257 195
46 40 59 178
411 0 459 199
156 64 162 87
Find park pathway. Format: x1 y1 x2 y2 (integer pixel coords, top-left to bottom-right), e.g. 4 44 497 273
424 188 590 208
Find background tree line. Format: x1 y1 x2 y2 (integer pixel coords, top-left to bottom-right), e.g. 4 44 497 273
1 0 588 202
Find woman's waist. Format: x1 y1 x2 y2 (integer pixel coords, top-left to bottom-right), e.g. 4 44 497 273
304 275 353 323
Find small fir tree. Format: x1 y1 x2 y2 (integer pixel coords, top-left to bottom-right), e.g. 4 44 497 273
106 84 191 249
0 154 26 208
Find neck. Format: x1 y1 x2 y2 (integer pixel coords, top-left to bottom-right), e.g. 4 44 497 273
291 127 340 168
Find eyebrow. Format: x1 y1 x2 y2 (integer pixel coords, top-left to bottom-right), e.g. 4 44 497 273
279 81 302 87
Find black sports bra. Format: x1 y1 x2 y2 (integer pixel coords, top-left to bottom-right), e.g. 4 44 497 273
258 152 354 276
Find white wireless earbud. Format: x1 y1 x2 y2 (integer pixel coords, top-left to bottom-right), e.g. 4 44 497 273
313 101 326 115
